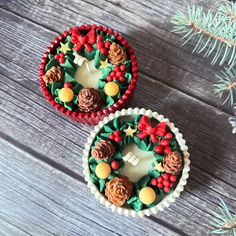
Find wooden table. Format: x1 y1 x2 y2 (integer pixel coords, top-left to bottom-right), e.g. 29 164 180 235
0 0 235 235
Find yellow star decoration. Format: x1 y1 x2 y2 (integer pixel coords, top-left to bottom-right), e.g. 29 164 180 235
123 126 136 137
99 58 110 69
59 42 71 54
154 161 165 172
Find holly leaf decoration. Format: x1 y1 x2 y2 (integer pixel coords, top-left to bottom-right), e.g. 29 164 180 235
51 81 63 96
90 173 99 184
89 164 97 173
64 102 73 111
127 195 138 204
134 136 148 151
148 169 160 178
154 152 164 162
99 179 106 192
137 175 151 189
45 57 59 71
88 156 97 164
72 83 83 94
132 199 143 212
103 125 114 133
112 118 120 130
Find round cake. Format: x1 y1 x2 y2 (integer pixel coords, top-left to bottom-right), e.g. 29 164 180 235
83 108 190 217
39 25 138 125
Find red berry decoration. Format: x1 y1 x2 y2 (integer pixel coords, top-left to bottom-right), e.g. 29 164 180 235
169 183 174 188
157 176 163 183
154 145 164 154
164 146 172 154
162 173 170 180
114 130 120 137
160 139 169 147
104 41 111 49
170 175 177 183
109 130 122 143
95 35 110 55
151 178 157 186
111 160 120 170
64 82 72 88
164 187 171 193
157 183 163 188
165 132 173 139
97 35 103 41
109 134 115 140
106 65 126 83
120 65 126 71
115 137 122 143
54 53 65 64
163 180 170 187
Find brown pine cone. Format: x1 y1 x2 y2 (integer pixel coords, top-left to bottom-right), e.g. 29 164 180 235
78 88 101 112
108 43 127 65
105 175 133 207
91 140 115 161
163 151 183 175
42 66 63 84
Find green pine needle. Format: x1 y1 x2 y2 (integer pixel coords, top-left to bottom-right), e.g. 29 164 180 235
213 68 236 106
218 2 236 21
212 198 236 235
171 4 236 69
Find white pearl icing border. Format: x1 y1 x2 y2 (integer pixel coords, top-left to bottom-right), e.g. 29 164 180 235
82 108 190 217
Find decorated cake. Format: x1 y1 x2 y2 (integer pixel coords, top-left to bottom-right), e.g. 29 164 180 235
39 25 138 125
83 108 190 217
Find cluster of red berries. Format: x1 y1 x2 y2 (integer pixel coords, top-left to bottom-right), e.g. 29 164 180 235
96 35 111 55
110 160 120 170
54 53 65 64
109 130 122 143
151 173 177 193
107 65 126 83
154 132 173 155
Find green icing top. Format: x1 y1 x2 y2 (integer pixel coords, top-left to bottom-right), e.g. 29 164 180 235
43 29 133 111
88 115 183 212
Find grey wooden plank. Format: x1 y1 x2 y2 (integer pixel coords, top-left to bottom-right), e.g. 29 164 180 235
0 219 29 236
0 0 231 113
0 138 181 236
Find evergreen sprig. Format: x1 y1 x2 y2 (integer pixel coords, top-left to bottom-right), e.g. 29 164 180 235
171 5 236 69
171 3 236 106
213 68 236 106
212 198 236 235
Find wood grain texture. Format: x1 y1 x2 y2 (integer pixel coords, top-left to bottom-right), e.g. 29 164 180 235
0 0 236 235
0 139 181 236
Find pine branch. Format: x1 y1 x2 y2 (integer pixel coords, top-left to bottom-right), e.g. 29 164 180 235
213 68 236 106
212 198 236 235
219 2 236 21
171 4 236 69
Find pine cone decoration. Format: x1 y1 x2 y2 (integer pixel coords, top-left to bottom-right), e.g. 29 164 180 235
78 88 102 112
42 66 63 84
91 139 115 161
163 151 183 175
108 43 127 65
105 175 133 207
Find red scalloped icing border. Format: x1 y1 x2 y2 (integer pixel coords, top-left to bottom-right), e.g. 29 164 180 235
39 24 138 125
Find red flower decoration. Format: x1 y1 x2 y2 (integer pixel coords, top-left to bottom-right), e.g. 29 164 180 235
70 27 96 52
